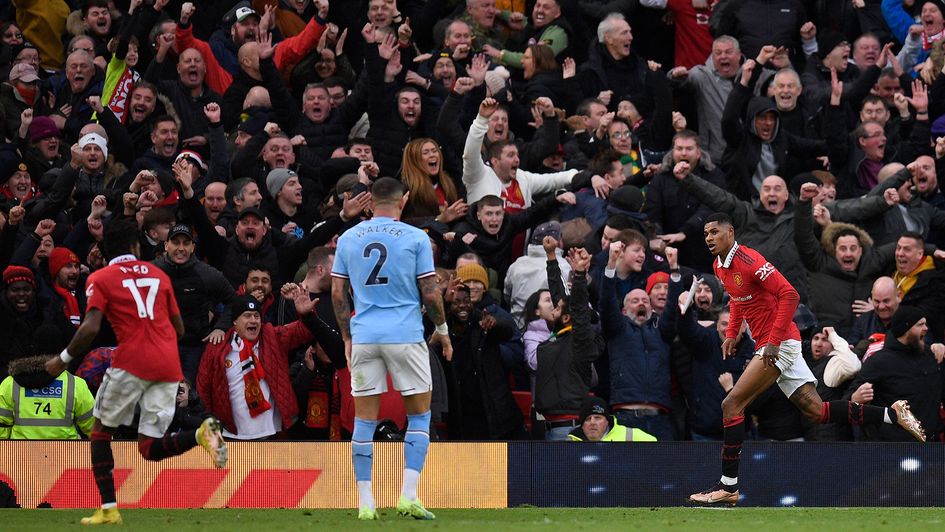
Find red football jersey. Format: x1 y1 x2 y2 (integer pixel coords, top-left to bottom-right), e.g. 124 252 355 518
85 256 182 382
713 243 800 347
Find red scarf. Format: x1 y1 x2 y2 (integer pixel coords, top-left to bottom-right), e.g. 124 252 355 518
237 337 271 417
0 184 38 202
53 284 81 327
922 29 945 51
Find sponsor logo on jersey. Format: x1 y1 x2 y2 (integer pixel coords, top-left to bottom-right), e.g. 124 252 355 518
755 262 776 281
731 294 753 302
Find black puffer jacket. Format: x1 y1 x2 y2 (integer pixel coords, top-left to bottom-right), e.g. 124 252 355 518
0 294 47 381
578 41 653 117
153 254 236 346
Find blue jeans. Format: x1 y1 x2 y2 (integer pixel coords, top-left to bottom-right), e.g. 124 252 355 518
544 425 575 441
613 411 674 441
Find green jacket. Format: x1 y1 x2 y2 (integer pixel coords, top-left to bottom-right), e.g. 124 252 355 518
567 418 657 442
0 357 94 440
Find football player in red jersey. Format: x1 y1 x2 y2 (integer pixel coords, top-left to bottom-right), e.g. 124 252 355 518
44 219 227 525
688 211 926 506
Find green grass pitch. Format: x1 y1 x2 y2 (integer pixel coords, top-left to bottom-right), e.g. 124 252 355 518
2 508 944 531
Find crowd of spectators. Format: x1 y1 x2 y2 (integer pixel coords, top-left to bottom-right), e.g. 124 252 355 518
1 0 944 442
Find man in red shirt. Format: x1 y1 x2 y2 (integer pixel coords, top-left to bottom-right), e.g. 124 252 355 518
689 212 926 506
45 219 227 525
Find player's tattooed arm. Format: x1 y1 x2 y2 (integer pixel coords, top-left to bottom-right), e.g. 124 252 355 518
418 275 446 326
331 277 353 341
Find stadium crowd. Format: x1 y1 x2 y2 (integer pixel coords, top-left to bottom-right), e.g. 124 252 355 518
0 0 944 443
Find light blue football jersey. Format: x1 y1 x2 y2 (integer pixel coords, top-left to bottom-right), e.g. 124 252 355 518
332 217 435 344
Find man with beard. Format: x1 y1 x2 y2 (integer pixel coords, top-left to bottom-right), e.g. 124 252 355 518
844 306 944 442
132 116 180 175
669 35 743 164
866 159 945 248
646 130 726 271
154 224 234 383
441 284 522 440
0 266 47 380
534 247 598 441
42 246 86 344
47 50 104 143
600 241 676 441
209 4 261 76
176 159 366 289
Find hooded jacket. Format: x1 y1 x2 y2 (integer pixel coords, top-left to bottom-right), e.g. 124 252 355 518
720 80 827 201
794 200 899 336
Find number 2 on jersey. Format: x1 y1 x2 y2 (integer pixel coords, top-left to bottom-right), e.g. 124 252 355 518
122 278 160 319
363 242 389 285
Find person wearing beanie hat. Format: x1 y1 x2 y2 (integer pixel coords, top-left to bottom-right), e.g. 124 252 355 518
48 247 83 328
883 0 945 75
262 168 314 240
3 265 36 290
841 304 944 442
645 271 669 313
0 265 44 380
0 147 35 203
456 263 490 303
78 132 108 160
567 396 657 442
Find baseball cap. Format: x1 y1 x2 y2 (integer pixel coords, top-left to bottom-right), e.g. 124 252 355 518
8 63 39 83
530 221 561 246
168 224 193 241
235 6 260 22
231 294 262 316
237 206 265 221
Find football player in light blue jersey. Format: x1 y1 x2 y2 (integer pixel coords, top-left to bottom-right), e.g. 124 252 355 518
331 177 452 521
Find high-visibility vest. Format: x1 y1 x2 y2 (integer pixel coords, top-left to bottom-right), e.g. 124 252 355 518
567 419 658 442
0 371 95 440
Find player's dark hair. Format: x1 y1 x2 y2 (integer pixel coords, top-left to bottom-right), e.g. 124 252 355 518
103 218 140 260
477 195 504 209
899 231 925 245
706 212 733 227
371 177 405 204
831 228 863 247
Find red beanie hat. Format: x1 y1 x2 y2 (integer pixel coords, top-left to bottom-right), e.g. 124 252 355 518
645 271 669 294
3 265 35 288
48 247 80 278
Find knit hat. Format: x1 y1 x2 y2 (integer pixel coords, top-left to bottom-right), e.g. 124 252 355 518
48 247 80 278
793 303 818 333
530 221 561 245
231 294 262 317
28 116 61 143
0 147 25 182
79 132 108 159
456 263 489 289
3 265 35 288
645 271 669 294
889 305 926 338
484 65 511 96
921 1 945 18
176 149 207 172
817 30 848 57
607 185 645 214
266 168 297 199
578 396 614 429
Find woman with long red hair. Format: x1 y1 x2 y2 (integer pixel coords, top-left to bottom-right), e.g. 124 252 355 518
399 138 467 224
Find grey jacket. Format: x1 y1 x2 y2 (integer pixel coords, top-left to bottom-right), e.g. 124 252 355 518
670 55 736 163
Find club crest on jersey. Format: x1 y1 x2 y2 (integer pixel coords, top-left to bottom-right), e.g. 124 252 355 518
733 273 743 286
755 262 776 281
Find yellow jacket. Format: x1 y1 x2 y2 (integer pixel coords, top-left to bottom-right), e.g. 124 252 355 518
13 0 71 71
567 418 658 442
0 358 94 440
